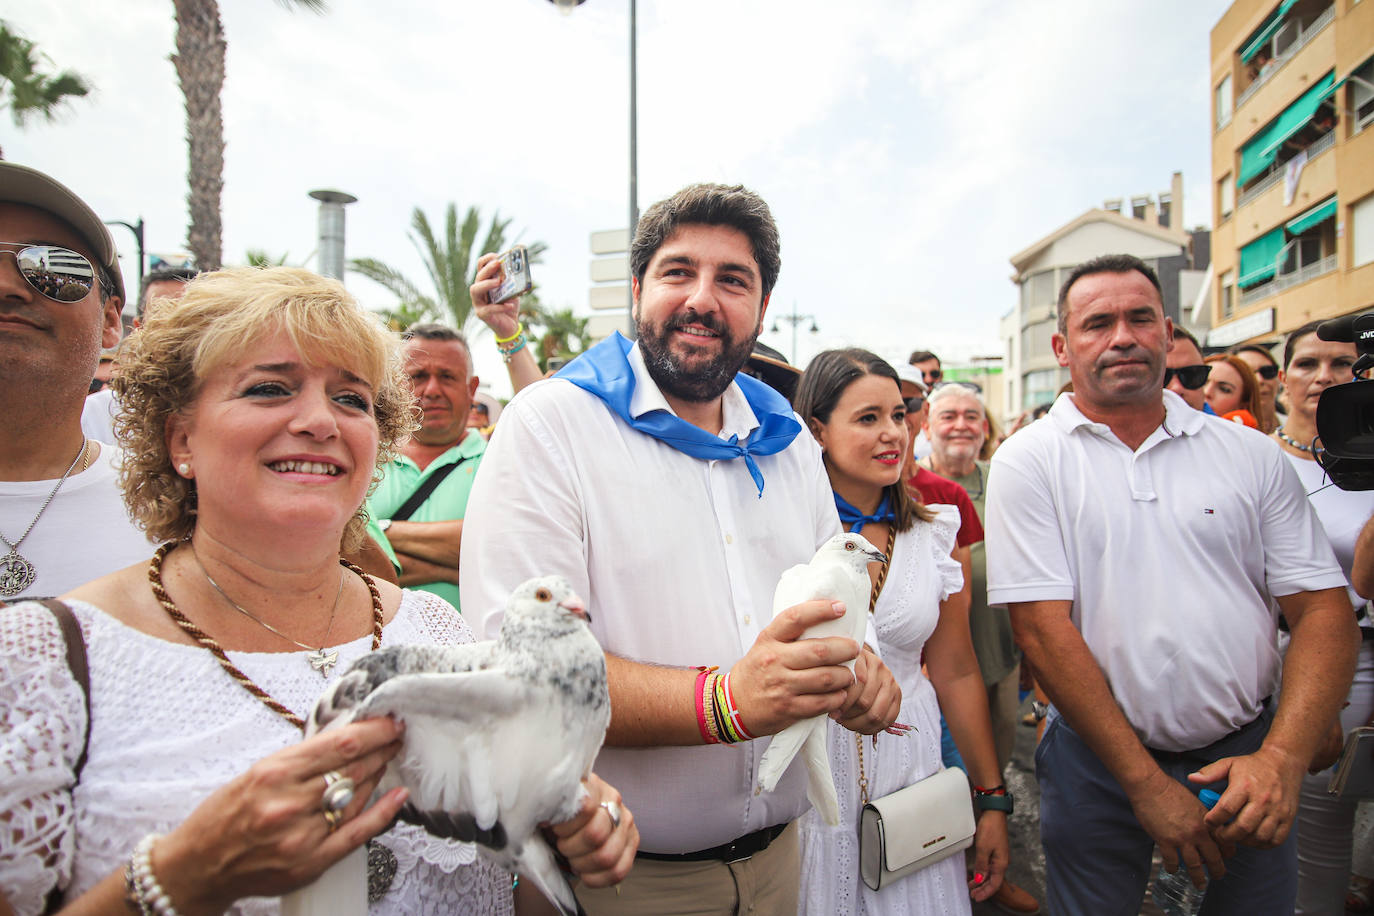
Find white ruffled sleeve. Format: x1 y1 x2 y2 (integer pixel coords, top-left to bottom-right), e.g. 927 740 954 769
925 504 965 602
0 601 88 916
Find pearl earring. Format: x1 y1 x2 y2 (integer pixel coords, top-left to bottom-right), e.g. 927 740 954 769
178 463 191 477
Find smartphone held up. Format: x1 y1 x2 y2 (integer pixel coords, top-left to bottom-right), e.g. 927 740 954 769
489 246 533 304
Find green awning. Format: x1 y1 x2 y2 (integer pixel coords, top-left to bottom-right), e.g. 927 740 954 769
1239 227 1286 288
1238 129 1281 187
1240 0 1299 63
1286 196 1337 235
1258 71 1337 158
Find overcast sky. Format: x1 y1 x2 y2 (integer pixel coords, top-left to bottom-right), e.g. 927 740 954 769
5 0 1228 396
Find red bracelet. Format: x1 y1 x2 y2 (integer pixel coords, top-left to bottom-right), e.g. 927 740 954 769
972 784 1007 795
695 666 720 745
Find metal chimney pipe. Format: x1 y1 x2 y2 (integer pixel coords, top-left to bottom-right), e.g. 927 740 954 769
309 189 358 280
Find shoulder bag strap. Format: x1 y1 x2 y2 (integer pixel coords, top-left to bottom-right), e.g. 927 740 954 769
37 599 91 779
389 456 471 522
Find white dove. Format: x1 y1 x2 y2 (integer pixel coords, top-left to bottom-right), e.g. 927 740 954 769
284 575 609 916
755 532 886 825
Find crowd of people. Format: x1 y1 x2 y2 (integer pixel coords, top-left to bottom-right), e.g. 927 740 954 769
1 163 1370 916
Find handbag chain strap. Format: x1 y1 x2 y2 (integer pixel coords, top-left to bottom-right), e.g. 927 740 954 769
855 523 897 807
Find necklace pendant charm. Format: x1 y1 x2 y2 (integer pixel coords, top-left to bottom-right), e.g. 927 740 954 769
308 647 340 676
0 549 35 598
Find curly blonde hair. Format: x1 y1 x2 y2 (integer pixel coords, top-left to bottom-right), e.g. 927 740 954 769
111 267 417 551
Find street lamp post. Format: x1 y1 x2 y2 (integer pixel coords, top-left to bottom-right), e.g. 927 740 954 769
549 0 637 336
770 303 819 365
103 217 146 305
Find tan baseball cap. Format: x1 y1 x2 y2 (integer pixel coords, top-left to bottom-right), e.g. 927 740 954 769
0 161 126 304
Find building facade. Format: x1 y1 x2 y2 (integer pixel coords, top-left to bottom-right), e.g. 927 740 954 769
1001 173 1210 418
1208 0 1374 348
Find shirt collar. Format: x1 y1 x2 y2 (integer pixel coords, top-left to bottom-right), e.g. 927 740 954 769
626 343 760 440
1048 388 1206 439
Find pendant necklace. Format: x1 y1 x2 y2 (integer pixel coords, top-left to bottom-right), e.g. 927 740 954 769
0 439 89 598
194 547 347 676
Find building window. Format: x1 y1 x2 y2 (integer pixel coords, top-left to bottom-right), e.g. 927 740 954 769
1354 56 1374 136
1218 173 1235 221
1022 369 1060 411
1220 269 1235 320
1354 195 1374 269
1216 75 1233 129
1028 269 1056 309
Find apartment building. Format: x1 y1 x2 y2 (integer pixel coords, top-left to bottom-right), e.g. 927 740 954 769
1207 0 1374 348
1001 173 1210 417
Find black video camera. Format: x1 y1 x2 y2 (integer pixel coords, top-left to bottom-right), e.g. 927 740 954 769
1315 311 1374 490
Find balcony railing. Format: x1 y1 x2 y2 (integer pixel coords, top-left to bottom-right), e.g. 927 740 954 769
1236 129 1335 209
1235 6 1335 111
1238 253 1337 306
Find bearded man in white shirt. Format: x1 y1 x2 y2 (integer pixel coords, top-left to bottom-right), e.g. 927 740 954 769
461 183 901 914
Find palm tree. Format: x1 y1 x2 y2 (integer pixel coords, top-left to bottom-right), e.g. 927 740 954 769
350 203 547 333
171 0 324 272
0 21 91 134
524 304 590 371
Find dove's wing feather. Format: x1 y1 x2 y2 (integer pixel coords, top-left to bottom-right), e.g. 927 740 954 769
515 834 582 916
801 722 840 825
757 716 817 792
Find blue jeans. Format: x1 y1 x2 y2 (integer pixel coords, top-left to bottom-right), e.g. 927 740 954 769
1036 706 1296 916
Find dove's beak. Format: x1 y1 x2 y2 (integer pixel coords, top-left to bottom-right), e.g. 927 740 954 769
866 549 887 564
560 596 591 623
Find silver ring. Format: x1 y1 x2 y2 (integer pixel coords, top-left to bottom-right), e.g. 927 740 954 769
321 771 356 813
599 800 622 830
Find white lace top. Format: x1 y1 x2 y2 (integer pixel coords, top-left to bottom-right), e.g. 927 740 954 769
0 589 513 916
798 506 970 916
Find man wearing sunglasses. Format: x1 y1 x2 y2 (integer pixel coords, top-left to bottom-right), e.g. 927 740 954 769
0 162 151 600
1164 325 1211 413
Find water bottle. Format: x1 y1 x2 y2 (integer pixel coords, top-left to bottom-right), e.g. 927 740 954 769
1151 789 1222 916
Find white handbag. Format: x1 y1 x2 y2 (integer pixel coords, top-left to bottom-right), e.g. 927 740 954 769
858 763 976 891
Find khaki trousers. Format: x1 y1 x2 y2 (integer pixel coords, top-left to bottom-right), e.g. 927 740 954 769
575 821 800 915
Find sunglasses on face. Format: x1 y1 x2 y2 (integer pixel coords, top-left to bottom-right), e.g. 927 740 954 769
924 369 943 383
903 397 925 413
89 378 108 394
1163 364 1211 390
1254 363 1279 380
1 242 105 303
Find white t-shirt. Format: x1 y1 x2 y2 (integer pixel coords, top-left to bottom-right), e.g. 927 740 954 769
460 344 841 854
985 390 1345 752
0 444 154 600
1285 453 1374 614
79 389 118 444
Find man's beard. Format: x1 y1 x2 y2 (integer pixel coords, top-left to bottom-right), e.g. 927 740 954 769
637 309 759 404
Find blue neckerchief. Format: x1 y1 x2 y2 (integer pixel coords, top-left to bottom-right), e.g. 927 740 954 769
1203 402 1217 415
834 492 893 534
557 332 802 497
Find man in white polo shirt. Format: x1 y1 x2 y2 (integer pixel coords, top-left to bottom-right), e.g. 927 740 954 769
461 183 900 914
985 254 1356 915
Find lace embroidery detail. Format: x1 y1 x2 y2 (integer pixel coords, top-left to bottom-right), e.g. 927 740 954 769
1 590 511 915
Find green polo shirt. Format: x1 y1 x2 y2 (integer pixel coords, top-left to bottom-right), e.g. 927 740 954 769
367 432 486 610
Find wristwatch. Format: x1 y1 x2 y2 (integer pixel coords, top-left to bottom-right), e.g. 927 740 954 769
972 788 1015 815
1031 699 1049 722
378 519 393 533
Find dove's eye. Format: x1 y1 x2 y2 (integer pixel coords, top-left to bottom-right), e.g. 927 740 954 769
535 588 553 601
844 541 856 551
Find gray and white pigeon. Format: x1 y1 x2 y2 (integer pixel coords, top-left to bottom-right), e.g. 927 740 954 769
755 532 885 825
284 575 609 916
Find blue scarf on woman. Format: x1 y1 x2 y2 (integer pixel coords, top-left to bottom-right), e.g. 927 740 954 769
834 492 894 534
557 332 802 496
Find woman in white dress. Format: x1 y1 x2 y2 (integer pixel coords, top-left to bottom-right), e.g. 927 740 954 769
793 349 1009 916
1275 321 1374 915
0 267 637 915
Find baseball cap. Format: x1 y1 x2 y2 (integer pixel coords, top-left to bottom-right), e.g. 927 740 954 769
0 161 126 305
895 363 929 395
